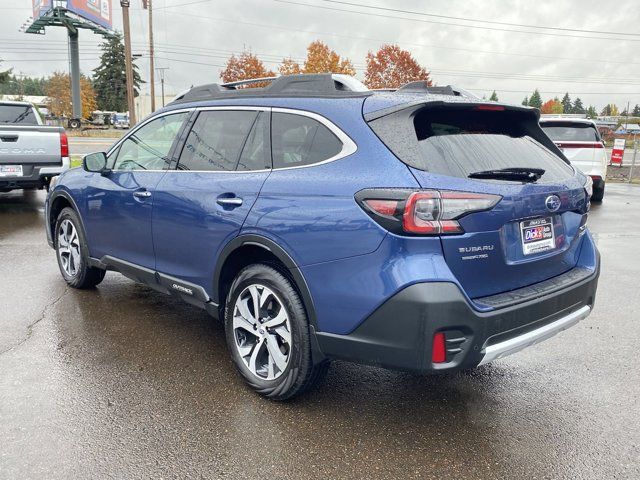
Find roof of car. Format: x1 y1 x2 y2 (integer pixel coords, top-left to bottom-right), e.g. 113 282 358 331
0 100 34 107
163 74 537 120
539 117 597 126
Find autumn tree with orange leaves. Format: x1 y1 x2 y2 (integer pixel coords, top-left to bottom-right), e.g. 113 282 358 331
540 98 563 114
278 41 355 76
364 44 432 89
220 50 275 84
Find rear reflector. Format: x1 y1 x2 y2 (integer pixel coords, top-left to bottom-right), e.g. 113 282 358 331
432 332 446 363
60 132 69 158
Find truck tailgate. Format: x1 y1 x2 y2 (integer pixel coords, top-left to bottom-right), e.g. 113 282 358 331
0 126 64 165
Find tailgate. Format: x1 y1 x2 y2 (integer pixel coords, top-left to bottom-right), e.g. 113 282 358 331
0 126 64 165
411 169 589 298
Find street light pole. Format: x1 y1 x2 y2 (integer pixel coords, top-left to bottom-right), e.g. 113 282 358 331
121 0 136 126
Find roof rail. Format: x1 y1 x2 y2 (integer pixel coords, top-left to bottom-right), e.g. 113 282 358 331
169 74 371 104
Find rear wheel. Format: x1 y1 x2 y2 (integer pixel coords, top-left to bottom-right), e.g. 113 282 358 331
55 207 105 289
224 264 329 400
592 182 605 202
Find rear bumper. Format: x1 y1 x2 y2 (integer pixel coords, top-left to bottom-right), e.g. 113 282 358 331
314 258 600 373
0 157 69 190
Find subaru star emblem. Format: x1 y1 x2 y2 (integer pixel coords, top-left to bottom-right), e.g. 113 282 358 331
545 195 561 212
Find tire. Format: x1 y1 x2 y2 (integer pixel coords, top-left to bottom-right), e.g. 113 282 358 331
54 207 106 289
224 264 329 400
592 182 605 202
68 118 81 129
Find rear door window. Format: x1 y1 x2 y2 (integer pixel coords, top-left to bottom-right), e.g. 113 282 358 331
271 112 342 169
178 110 258 171
541 122 600 142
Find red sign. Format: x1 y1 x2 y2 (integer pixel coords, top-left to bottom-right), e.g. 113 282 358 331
610 138 625 166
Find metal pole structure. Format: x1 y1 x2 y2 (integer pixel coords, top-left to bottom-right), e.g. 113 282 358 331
629 133 637 184
67 27 82 128
145 0 156 112
156 67 168 107
121 1 136 126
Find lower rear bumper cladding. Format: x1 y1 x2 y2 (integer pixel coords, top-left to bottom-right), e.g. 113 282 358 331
313 263 600 373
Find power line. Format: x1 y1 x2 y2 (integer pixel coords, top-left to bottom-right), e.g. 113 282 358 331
271 0 640 43
317 0 640 37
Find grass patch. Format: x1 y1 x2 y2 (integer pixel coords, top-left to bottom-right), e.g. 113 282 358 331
70 156 83 168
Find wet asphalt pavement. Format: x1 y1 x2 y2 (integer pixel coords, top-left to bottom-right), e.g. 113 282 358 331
1 185 639 480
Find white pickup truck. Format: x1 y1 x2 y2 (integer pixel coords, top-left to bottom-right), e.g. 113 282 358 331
0 101 69 193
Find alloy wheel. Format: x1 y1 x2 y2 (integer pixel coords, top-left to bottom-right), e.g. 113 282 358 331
232 284 292 381
57 219 81 277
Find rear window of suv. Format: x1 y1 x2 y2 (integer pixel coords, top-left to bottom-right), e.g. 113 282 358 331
369 106 574 183
540 122 600 142
0 104 39 125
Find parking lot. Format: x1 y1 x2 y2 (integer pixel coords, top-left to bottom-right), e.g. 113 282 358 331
0 184 638 479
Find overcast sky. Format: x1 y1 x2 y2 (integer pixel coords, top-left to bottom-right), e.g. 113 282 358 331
1 0 639 110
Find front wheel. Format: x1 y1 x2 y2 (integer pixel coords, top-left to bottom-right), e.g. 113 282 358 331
55 207 105 289
224 264 329 400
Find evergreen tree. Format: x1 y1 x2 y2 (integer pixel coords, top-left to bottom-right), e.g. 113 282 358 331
561 92 572 114
600 105 611 116
93 33 143 112
528 89 542 109
0 59 10 85
489 90 499 101
522 96 529 106
633 104 640 117
586 106 598 118
572 97 585 115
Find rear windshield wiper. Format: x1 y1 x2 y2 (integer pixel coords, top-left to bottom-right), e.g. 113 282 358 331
468 167 545 182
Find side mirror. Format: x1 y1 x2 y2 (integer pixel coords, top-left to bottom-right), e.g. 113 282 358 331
83 152 110 175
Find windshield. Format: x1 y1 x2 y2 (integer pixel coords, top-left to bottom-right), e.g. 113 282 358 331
541 122 599 142
0 104 39 125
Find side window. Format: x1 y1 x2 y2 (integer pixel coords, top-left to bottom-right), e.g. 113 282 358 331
177 110 258 171
271 112 343 169
237 112 270 171
112 112 188 171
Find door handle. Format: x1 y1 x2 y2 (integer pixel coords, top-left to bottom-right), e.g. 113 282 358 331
133 190 152 198
216 197 243 207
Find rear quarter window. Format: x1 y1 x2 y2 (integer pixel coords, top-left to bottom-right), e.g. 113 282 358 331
271 112 343 169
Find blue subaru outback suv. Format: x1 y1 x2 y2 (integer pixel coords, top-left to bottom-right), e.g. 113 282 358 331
45 74 600 400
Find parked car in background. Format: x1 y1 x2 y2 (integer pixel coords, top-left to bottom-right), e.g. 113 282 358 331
112 112 130 129
0 100 69 193
45 74 599 400
540 117 607 201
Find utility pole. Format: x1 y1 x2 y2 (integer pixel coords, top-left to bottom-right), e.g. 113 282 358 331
156 67 168 107
143 0 156 112
121 0 136 126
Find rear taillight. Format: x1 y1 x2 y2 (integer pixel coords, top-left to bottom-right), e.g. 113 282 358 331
555 142 603 149
60 131 69 157
358 189 501 236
